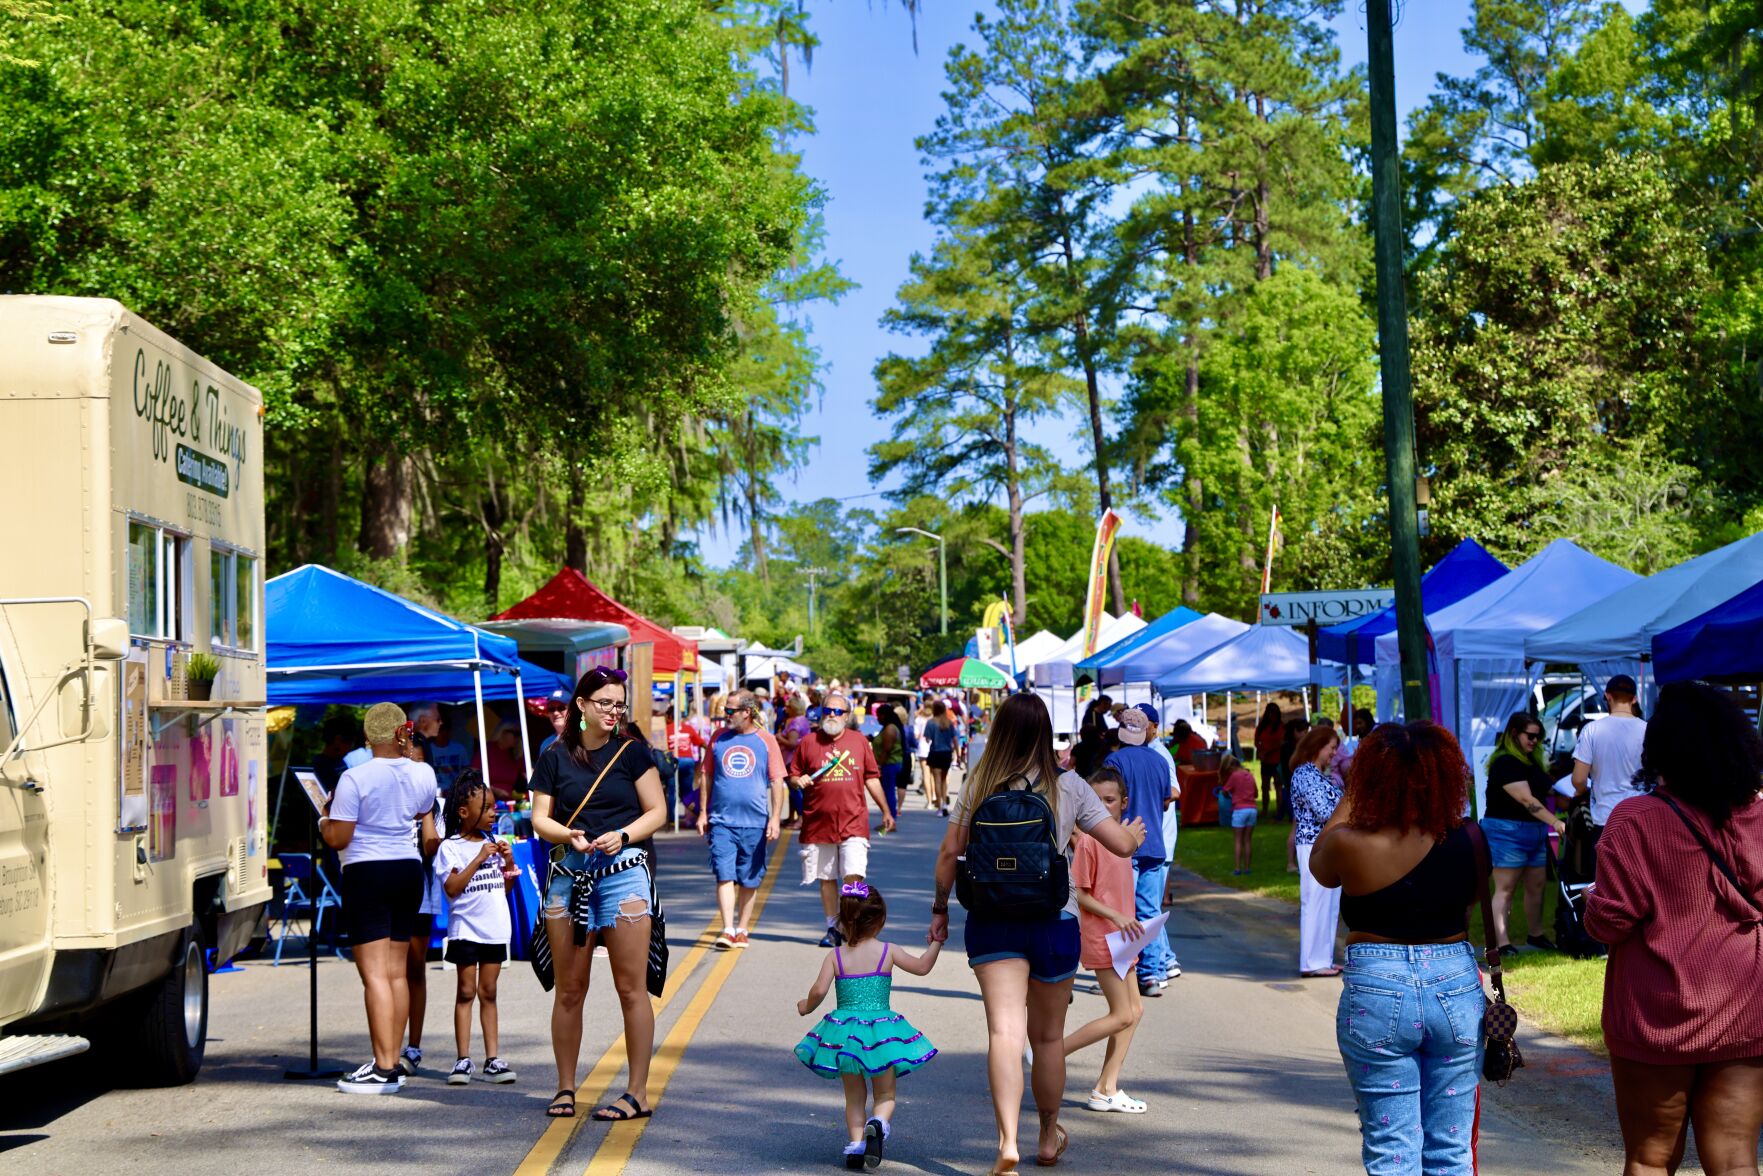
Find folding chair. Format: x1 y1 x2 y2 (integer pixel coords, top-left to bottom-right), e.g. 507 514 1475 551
272 852 344 964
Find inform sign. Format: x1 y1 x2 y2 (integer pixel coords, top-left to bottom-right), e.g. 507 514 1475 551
1259 589 1394 627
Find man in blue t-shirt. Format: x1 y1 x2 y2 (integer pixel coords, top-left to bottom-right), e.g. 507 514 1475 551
697 689 786 950
1105 707 1180 995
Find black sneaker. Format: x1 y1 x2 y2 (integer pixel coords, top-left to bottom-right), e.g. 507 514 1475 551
337 1061 403 1094
863 1117 885 1170
398 1045 422 1076
1138 982 1164 998
481 1057 517 1084
448 1057 473 1086
819 925 845 948
1526 935 1557 952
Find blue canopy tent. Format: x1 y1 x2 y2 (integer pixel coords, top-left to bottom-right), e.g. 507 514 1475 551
1074 606 1204 687
267 565 565 784
1525 530 1763 704
1089 612 1249 689
1155 624 1345 696
1654 576 1763 685
1315 539 1508 667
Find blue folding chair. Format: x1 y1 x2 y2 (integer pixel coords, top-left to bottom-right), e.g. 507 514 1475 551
272 852 344 964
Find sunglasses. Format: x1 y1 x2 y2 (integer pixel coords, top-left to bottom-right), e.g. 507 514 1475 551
822 707 850 717
1519 730 1542 741
723 706 751 717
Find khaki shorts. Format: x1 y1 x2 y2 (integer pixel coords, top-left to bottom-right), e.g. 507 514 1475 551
800 838 869 884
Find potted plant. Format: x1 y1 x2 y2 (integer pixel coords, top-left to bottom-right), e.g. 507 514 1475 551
184 652 221 702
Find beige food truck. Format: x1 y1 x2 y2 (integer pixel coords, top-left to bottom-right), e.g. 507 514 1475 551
0 296 270 1083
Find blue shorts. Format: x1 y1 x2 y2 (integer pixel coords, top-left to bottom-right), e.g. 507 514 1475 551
542 846 653 930
964 914 1081 984
1479 817 1548 869
1231 807 1259 829
708 823 768 889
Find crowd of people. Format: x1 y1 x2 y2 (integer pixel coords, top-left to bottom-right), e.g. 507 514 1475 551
305 665 1763 1175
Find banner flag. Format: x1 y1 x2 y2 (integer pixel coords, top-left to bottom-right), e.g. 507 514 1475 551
1080 509 1123 658
1000 595 1018 679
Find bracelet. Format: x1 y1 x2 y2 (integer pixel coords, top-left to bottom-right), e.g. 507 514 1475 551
930 904 948 915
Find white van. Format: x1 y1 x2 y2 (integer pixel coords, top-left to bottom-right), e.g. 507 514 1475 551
0 297 270 1082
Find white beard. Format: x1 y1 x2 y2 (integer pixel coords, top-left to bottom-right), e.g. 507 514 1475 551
821 719 846 738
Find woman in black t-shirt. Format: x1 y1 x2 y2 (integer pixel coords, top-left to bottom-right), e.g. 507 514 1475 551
1480 712 1568 955
529 667 667 1122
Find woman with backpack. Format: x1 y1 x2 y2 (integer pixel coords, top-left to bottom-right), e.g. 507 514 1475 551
928 693 1146 1175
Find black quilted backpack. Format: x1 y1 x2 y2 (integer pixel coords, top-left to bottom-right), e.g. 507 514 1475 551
957 774 1069 920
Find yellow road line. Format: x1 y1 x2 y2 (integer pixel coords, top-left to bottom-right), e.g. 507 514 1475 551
513 874 732 1175
580 831 795 1176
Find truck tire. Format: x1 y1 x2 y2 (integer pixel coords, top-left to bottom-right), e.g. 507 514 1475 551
131 922 209 1086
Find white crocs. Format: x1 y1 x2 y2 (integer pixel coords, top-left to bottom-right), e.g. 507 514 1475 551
1086 1088 1147 1114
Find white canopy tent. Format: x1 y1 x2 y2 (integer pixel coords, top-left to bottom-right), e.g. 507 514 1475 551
990 629 1064 679
743 654 812 682
1031 614 1147 687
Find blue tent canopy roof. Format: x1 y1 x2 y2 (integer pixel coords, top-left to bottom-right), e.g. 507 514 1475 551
1315 539 1508 666
266 565 563 705
1073 606 1204 685
1154 624 1344 695
1654 576 1763 683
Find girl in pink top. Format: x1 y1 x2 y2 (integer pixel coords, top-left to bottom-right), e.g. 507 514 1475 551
1062 768 1147 1114
1585 681 1763 1174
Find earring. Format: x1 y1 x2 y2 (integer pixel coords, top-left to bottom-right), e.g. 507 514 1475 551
579 717 588 731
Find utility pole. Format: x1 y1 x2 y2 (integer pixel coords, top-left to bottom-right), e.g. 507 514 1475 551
803 566 829 636
896 527 948 636
1367 0 1432 721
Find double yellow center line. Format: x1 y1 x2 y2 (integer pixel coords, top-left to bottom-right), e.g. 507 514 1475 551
514 831 794 1176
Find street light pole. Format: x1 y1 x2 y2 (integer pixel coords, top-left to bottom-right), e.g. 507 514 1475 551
896 527 948 636
1367 0 1432 721
803 566 829 636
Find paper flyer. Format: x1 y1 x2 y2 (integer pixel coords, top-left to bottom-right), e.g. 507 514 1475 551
1104 911 1169 980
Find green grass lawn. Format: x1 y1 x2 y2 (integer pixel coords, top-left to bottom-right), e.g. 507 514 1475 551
1173 816 1609 1052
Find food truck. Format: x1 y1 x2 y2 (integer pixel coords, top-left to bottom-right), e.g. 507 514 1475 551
0 297 270 1083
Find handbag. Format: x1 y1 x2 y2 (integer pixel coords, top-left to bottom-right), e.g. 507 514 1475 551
1467 821 1524 1084
529 739 634 991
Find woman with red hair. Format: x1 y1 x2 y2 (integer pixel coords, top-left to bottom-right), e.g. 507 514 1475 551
1309 721 1483 1173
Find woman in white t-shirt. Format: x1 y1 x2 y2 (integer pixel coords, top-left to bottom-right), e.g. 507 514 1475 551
928 693 1146 1173
322 703 440 1095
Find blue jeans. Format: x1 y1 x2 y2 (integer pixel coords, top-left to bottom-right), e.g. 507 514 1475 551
1132 857 1177 982
1337 942 1485 1174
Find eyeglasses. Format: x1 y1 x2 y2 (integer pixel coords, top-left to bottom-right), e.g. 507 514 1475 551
1519 730 1542 741
723 706 751 717
586 698 627 713
822 708 850 717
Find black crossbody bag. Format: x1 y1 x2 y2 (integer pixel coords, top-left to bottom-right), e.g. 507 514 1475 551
530 740 633 991
1467 821 1524 1085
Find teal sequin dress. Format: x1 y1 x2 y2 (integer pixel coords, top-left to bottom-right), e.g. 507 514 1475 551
794 944 937 1079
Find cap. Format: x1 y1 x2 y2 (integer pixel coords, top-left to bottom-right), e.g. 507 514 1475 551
545 688 570 710
1606 674 1638 696
363 702 408 745
1135 703 1160 726
1116 707 1149 746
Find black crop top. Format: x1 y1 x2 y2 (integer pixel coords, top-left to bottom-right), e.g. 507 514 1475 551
1339 824 1477 941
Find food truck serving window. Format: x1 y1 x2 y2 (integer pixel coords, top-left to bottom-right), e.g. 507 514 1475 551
127 519 189 641
209 545 258 653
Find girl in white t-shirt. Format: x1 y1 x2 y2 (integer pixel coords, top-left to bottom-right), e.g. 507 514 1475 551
435 772 519 1086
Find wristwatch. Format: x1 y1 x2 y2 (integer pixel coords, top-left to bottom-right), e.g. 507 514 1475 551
619 828 631 848
930 903 948 915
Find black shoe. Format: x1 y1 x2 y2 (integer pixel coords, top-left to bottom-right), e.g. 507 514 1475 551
1526 935 1557 952
819 926 845 948
337 1061 404 1094
863 1118 885 1170
1138 982 1164 998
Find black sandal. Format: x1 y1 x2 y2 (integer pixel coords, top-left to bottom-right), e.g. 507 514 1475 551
546 1090 576 1118
593 1091 653 1121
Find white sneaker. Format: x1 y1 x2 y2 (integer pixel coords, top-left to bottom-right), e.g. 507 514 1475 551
338 1061 403 1094
398 1045 422 1076
448 1057 474 1086
481 1057 517 1084
1166 964 1183 980
1087 1089 1147 1114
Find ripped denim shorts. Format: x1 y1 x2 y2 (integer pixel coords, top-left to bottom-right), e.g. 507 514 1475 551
543 846 652 931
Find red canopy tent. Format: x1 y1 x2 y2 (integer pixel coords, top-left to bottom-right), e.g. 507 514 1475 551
492 567 698 675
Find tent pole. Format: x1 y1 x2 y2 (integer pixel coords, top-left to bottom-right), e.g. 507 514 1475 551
473 667 492 785
514 671 532 783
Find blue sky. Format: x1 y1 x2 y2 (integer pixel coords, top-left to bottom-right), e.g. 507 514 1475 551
692 0 1642 567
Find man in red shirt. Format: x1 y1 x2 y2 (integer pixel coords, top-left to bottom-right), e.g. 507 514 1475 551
789 690 893 946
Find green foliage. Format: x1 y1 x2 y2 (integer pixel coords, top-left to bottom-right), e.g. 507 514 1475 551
183 653 221 684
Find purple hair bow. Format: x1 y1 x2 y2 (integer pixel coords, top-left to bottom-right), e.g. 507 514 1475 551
840 882 870 898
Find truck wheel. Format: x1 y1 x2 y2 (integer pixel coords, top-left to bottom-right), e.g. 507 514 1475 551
131 922 209 1086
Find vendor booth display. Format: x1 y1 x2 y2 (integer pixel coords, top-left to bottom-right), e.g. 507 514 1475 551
1525 529 1763 704
1373 539 1639 811
1315 539 1508 668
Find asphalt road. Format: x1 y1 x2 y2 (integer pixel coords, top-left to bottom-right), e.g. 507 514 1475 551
0 786 1666 1174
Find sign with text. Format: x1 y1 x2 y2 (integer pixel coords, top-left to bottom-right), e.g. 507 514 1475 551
1259 589 1394 627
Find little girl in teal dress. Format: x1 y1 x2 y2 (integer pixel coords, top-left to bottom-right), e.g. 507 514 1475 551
795 883 940 1170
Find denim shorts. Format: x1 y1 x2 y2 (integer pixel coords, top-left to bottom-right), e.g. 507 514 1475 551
1479 816 1548 869
542 846 652 931
708 823 768 889
1337 941 1484 1174
1231 807 1259 829
964 914 1081 984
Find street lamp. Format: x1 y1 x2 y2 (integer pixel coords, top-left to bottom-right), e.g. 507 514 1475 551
896 526 947 636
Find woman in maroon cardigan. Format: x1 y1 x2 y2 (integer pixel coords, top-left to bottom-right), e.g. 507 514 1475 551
1585 681 1763 1174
